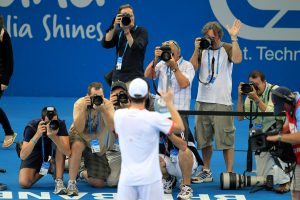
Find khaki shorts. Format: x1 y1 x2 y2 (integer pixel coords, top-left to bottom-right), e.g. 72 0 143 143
194 102 235 150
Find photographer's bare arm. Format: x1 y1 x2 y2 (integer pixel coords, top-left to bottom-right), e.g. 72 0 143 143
189 37 201 71
144 47 161 79
46 125 71 157
161 89 184 134
236 82 245 121
20 121 45 160
98 99 115 134
71 96 90 133
226 19 242 64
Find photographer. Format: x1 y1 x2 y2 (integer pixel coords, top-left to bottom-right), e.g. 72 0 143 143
189 20 242 183
0 15 17 148
102 4 148 85
144 39 195 150
18 107 70 195
267 87 300 200
67 82 115 196
159 112 203 200
236 70 290 193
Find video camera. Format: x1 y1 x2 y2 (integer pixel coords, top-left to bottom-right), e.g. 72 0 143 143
197 36 214 50
87 94 103 109
220 172 273 190
249 119 296 163
121 13 131 26
159 45 172 62
241 82 259 95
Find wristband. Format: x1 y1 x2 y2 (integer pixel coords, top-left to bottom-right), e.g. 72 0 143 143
31 138 37 145
278 134 282 142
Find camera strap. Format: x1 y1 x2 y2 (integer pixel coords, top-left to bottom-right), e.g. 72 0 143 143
198 42 222 85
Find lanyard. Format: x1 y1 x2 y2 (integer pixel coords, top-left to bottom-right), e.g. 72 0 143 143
165 57 184 88
118 32 128 57
88 111 100 139
117 26 138 57
207 43 222 80
41 136 53 162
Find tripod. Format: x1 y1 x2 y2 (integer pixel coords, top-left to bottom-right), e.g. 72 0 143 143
0 168 7 191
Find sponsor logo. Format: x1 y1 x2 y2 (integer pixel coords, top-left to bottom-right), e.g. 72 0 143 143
209 0 300 41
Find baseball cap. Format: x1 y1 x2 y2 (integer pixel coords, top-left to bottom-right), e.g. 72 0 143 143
271 87 292 115
111 81 127 91
128 78 148 99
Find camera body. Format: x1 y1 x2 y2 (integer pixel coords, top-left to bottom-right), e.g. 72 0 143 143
220 172 273 190
88 94 103 109
198 37 214 50
241 82 258 95
159 45 172 62
121 13 131 26
42 107 59 136
249 120 296 163
117 91 128 104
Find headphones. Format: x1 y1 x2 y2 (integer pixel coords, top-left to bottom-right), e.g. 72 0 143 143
272 89 294 105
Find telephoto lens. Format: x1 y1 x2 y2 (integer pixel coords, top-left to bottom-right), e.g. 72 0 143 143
220 172 271 190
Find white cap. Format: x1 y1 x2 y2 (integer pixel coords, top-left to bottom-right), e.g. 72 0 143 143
128 78 148 99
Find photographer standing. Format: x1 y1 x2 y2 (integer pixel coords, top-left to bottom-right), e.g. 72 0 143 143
189 20 242 183
0 15 17 148
267 87 300 200
102 4 148 85
236 70 291 193
144 40 197 198
66 82 115 196
18 107 70 194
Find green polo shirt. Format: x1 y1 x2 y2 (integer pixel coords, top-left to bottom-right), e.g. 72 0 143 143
244 83 284 132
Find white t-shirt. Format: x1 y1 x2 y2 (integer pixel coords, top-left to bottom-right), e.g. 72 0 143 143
196 44 233 105
114 108 173 186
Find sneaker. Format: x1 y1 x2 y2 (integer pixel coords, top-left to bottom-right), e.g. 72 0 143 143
53 179 67 195
177 185 193 200
191 169 213 183
67 180 79 196
76 162 86 182
162 175 176 194
274 182 290 193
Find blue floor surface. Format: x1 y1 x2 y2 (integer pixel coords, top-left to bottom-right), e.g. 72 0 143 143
0 97 292 200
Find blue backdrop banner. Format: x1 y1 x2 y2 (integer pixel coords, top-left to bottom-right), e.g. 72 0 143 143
0 0 298 99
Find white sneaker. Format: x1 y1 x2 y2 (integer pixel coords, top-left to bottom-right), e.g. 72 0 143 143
53 179 67 195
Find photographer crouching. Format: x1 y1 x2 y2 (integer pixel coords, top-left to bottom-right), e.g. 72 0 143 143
267 86 300 200
18 106 71 194
236 70 291 193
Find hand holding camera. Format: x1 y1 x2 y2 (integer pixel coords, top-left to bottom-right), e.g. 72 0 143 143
86 94 104 110
37 121 47 137
196 36 214 50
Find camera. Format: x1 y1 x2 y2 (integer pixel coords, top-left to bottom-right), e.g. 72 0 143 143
241 82 258 95
220 172 273 190
249 119 296 163
117 91 128 104
42 107 59 136
198 37 214 50
121 13 131 26
88 94 103 109
159 45 172 62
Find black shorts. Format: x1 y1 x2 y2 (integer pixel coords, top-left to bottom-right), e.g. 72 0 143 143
20 151 51 171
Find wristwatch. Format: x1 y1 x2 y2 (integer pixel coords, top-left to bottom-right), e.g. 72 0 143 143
172 67 177 72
